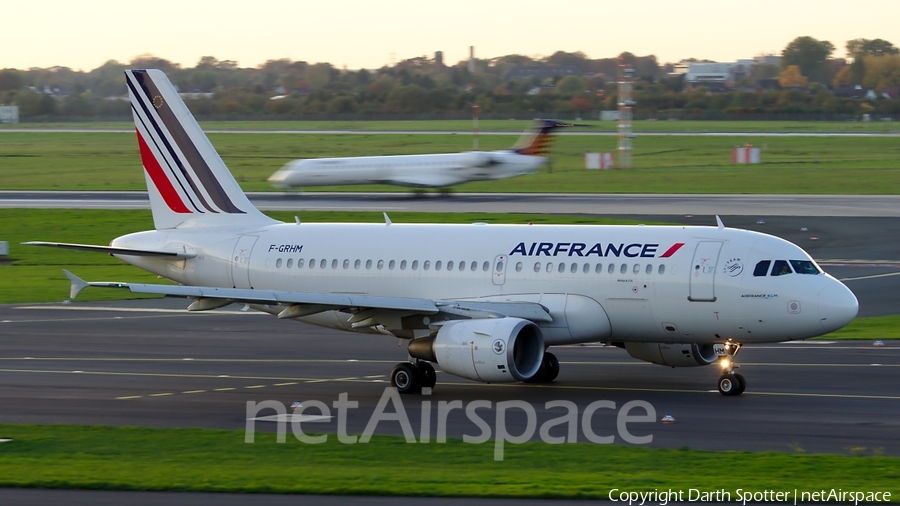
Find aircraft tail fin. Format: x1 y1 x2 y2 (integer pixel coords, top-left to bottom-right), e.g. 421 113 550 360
126 69 276 230
511 119 581 156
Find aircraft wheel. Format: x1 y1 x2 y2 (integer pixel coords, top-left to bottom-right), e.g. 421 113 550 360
734 373 746 395
542 352 560 382
391 363 421 394
525 352 559 383
417 362 437 389
717 374 740 396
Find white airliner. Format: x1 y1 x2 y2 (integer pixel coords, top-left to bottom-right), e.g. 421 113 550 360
267 119 576 189
27 69 859 396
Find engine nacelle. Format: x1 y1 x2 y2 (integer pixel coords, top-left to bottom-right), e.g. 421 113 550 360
624 342 720 367
409 318 544 383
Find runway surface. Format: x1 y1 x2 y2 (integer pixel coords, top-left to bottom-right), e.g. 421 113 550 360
1 298 898 457
4 190 900 216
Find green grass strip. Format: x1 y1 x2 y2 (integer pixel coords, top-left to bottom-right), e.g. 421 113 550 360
0 424 896 498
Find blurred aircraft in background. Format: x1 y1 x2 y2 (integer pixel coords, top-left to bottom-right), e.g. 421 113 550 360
267 119 579 189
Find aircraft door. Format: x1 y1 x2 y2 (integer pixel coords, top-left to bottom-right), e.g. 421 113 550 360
689 241 722 302
492 254 507 286
231 235 258 289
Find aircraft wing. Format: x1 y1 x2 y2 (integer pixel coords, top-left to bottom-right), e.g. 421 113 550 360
62 271 552 324
25 242 196 259
372 174 466 188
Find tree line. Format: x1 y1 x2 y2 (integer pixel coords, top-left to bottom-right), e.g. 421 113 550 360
0 37 898 120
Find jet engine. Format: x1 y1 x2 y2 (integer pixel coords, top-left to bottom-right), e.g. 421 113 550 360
408 318 544 383
623 342 720 367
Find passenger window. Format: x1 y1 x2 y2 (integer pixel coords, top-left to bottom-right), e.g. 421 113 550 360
458 260 465 271
534 262 541 273
633 264 640 274
546 262 553 273
583 263 590 273
447 261 454 271
389 260 395 270
400 260 407 270
753 260 771 277
471 261 478 271
286 258 293 268
516 262 523 272
298 259 305 269
331 259 338 269
570 263 577 273
412 260 419 270
424 261 431 271
343 259 350 269
558 262 565 273
771 260 792 276
320 259 327 269
482 261 490 272
435 261 442 271
620 263 627 274
276 258 282 268
366 259 372 269
658 264 665 275
790 260 820 275
608 264 615 274
645 264 652 274
377 260 384 270
595 263 603 273
354 259 361 269
309 258 316 269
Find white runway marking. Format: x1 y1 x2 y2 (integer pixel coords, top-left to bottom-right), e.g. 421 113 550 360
249 414 332 423
840 271 900 281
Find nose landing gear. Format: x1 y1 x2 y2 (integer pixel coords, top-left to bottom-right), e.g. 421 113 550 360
717 341 745 396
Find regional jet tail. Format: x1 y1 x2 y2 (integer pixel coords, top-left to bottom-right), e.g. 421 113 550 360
267 119 580 189
29 70 859 398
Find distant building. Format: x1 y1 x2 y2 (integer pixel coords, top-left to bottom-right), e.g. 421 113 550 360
753 54 781 67
435 51 444 67
670 55 780 86
670 59 756 84
0 106 18 124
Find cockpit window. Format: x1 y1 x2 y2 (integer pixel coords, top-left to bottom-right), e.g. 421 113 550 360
753 260 771 277
770 260 793 276
790 260 820 275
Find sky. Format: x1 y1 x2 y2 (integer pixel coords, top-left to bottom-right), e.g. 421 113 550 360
4 0 899 71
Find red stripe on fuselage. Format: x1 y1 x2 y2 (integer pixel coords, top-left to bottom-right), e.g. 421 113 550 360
136 129 191 213
660 243 685 257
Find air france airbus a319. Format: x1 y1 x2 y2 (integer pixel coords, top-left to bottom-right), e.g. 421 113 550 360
267 119 576 189
27 69 859 396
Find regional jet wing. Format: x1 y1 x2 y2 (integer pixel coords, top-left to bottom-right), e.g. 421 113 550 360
372 174 465 188
25 242 196 259
62 271 552 323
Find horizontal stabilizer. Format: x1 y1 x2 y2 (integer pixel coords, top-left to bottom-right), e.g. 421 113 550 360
24 242 195 259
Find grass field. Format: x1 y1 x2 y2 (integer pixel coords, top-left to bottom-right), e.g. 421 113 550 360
0 424 896 498
3 118 900 133
1 209 895 339
1 130 899 193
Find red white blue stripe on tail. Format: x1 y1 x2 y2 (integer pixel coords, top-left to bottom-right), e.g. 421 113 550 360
127 69 271 229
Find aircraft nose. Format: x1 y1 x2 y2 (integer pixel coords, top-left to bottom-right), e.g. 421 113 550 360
818 281 858 333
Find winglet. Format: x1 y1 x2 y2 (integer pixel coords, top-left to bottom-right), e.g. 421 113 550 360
383 212 392 226
716 215 725 230
63 269 89 299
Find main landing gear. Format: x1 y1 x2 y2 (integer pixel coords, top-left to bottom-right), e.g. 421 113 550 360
390 361 437 394
717 341 746 396
525 352 560 383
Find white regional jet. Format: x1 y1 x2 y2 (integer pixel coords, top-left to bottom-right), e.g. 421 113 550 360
267 119 577 189
27 70 859 396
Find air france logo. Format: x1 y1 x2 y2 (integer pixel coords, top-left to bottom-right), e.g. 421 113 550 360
492 339 505 355
724 258 743 277
508 242 684 258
